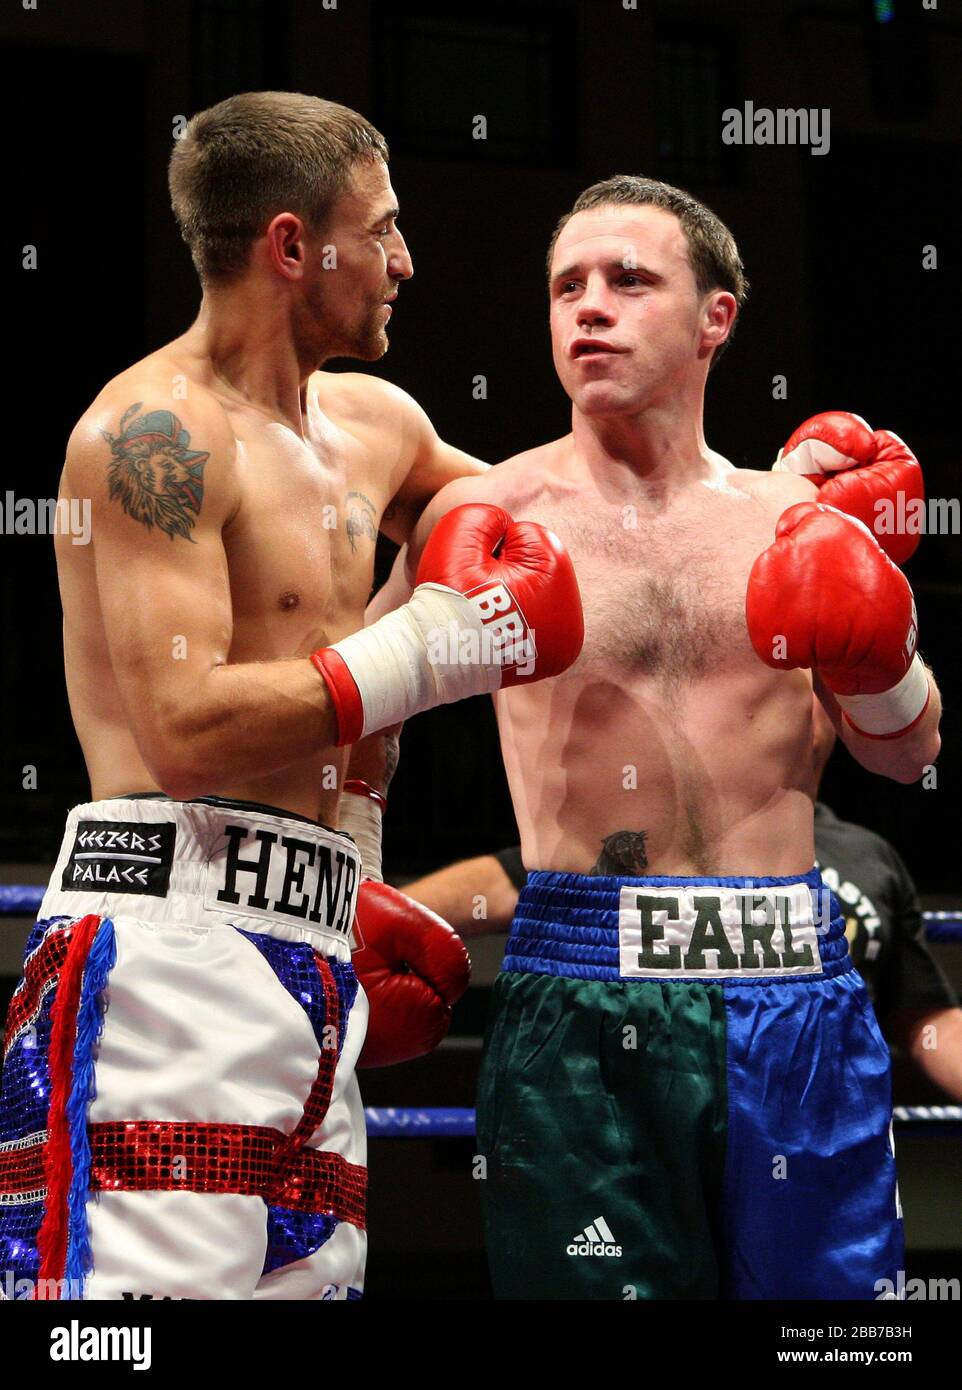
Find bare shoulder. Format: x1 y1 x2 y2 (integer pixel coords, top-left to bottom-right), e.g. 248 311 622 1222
423 464 504 513
429 437 565 509
63 357 238 528
497 438 563 473
405 435 567 566
406 449 538 559
68 355 234 461
727 465 818 514
311 371 445 501
488 438 568 500
312 369 416 428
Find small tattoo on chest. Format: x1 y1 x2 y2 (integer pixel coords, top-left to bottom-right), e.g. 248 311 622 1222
345 490 378 552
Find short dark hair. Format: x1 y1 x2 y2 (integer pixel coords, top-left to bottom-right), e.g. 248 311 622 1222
547 174 749 363
169 90 389 285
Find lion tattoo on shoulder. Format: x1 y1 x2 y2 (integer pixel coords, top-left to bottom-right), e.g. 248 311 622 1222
102 402 210 541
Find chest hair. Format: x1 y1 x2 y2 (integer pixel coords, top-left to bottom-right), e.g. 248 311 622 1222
518 495 759 686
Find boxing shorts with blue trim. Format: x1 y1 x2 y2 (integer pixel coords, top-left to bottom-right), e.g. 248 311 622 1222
477 868 903 1300
0 795 368 1301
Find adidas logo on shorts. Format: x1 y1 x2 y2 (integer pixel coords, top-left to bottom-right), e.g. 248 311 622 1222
566 1217 622 1258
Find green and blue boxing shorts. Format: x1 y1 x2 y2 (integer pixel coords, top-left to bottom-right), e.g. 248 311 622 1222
476 868 903 1300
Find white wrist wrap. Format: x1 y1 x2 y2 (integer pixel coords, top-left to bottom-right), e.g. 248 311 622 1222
835 654 929 738
338 792 383 882
329 582 523 738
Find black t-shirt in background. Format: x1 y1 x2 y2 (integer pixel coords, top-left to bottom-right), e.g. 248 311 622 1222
813 801 956 1036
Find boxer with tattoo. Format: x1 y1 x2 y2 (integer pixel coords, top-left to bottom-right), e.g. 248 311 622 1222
0 92 582 1300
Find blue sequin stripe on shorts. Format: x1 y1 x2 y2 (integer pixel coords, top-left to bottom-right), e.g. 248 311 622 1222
502 867 851 980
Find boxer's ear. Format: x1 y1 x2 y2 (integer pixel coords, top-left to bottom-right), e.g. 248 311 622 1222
699 289 737 358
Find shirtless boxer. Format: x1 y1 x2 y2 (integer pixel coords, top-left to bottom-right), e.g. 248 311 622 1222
0 91 582 1301
373 175 943 1299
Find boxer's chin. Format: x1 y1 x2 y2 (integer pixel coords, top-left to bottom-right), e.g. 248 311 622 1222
351 320 390 362
574 379 640 416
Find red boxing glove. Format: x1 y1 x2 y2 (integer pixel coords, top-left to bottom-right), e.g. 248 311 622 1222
352 880 471 1068
772 411 924 565
746 502 929 738
312 503 584 744
415 504 584 689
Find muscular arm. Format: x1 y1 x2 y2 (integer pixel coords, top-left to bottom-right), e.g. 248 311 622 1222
72 393 339 799
348 473 489 848
373 384 490 545
335 383 492 804
339 726 400 880
341 544 404 825
354 470 512 866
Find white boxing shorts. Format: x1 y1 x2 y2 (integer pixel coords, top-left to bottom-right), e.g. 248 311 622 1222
0 794 368 1300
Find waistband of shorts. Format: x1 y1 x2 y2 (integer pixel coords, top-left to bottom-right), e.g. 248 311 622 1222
38 796 361 954
503 866 851 982
113 790 337 833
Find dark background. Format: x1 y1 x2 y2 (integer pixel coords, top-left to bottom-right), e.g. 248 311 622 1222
2 0 959 882
2 0 961 1297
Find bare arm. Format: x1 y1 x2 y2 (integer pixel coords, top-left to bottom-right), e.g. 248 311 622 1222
355 470 504 869
344 387 492 804
814 671 942 785
344 727 401 799
896 1007 962 1102
74 392 339 799
366 473 494 622
763 469 942 786
338 726 401 880
366 543 416 624
366 381 490 546
404 854 519 939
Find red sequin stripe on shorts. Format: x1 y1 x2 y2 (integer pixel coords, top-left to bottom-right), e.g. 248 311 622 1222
86 1122 366 1227
83 954 366 1227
